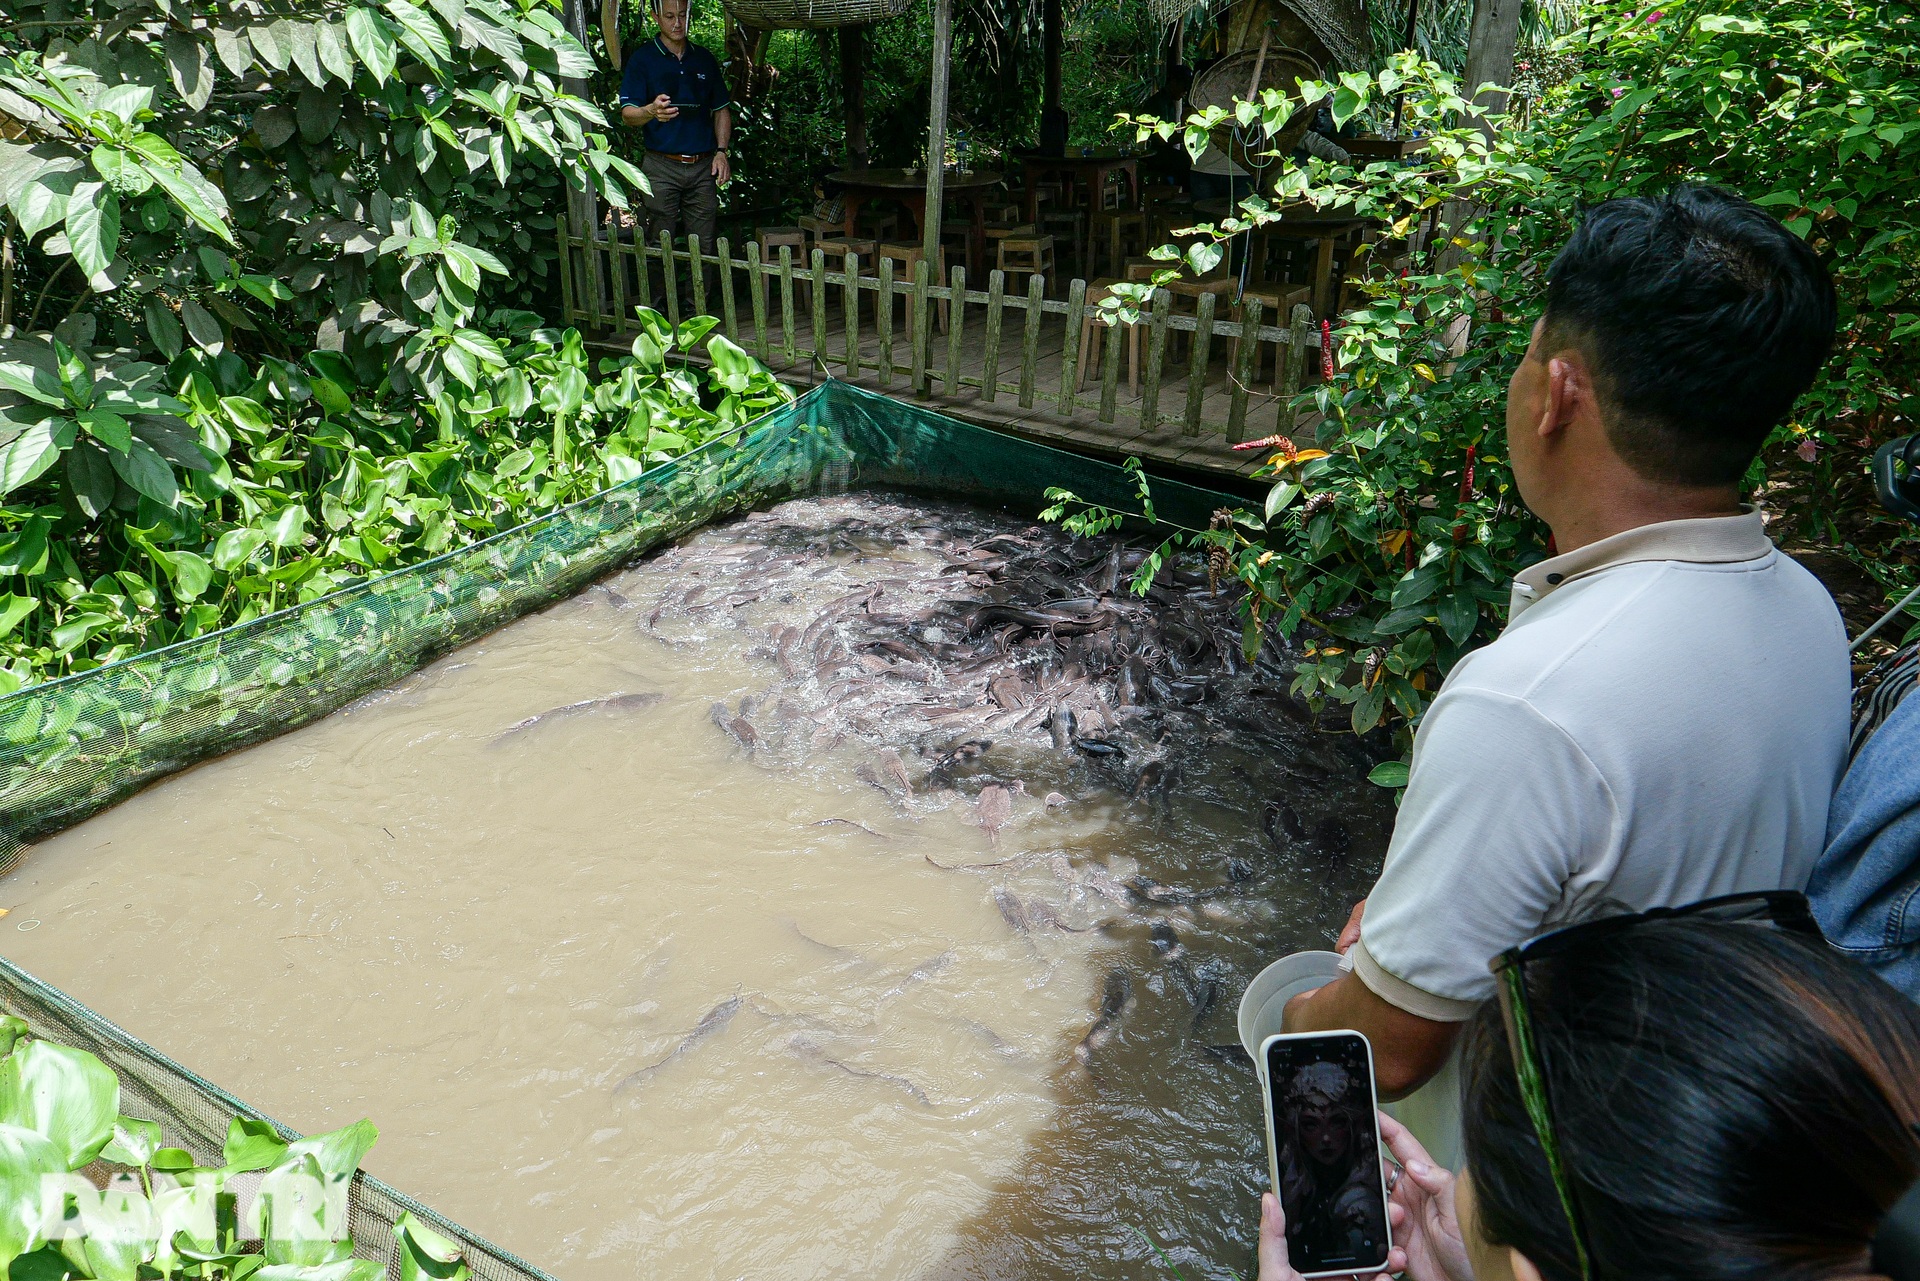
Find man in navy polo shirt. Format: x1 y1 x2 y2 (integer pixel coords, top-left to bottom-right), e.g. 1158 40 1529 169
618 0 733 271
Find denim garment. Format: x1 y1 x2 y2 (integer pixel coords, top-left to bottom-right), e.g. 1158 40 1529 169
1808 688 1920 1000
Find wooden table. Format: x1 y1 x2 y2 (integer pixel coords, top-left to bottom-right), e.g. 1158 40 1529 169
1020 151 1140 221
1197 200 1373 318
1343 136 1432 161
828 168 1005 277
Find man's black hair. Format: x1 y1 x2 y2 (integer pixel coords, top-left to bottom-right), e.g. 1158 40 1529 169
1542 184 1837 488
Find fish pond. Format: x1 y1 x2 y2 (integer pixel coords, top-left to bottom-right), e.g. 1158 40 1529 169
1 491 1393 1281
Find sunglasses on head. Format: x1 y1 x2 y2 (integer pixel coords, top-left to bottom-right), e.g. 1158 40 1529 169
1487 890 1824 1281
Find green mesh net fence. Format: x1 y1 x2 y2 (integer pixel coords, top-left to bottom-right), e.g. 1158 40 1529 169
0 380 1237 1281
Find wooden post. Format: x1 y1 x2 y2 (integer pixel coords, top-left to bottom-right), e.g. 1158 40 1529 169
1391 0 1421 131
920 0 952 264
1019 273 1044 408
747 240 770 363
841 251 860 376
1183 291 1215 435
717 236 738 342
1463 0 1522 139
1056 277 1086 414
839 25 869 169
1040 0 1064 151
560 0 599 252
943 263 966 396
876 256 895 386
810 247 829 368
1140 287 1171 432
981 268 1005 403
1226 297 1261 443
910 256 931 393
779 244 797 365
658 230 681 328
1276 303 1313 436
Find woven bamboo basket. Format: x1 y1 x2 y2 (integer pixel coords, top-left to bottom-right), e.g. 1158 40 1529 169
723 0 909 29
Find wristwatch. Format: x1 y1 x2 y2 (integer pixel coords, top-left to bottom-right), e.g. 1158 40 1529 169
716 147 730 155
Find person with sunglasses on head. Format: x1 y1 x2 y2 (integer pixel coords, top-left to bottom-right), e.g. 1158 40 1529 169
1258 895 1920 1281
1282 186 1848 1163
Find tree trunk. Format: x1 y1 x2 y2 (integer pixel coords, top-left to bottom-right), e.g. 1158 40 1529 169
840 25 869 170
921 0 953 264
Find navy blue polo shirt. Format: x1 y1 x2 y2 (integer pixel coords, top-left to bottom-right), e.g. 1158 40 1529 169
618 37 731 155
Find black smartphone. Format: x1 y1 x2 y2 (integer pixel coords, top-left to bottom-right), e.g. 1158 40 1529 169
1260 1030 1393 1277
668 100 705 112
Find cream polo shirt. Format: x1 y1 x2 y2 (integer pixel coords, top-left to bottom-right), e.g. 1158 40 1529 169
1352 510 1851 1021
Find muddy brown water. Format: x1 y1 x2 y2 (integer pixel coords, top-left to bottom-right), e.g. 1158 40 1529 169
1 493 1392 1281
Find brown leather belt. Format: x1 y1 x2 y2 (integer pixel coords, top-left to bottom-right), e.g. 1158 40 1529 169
648 150 712 163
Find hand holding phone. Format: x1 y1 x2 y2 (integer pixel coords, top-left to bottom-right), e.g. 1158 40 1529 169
1259 1031 1393 1278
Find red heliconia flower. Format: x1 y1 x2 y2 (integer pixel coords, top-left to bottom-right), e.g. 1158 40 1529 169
1321 320 1335 381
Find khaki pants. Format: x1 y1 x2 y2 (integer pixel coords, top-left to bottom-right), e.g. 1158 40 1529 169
640 151 719 316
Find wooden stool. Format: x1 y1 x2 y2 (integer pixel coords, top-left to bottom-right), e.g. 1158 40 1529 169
1090 209 1147 278
854 210 899 242
817 237 878 320
756 226 809 318
1234 283 1312 385
875 241 948 331
1037 208 1086 278
795 215 836 243
1076 278 1145 395
997 234 1055 296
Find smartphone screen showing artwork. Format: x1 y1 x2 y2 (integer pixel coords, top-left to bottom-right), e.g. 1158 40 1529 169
1261 1031 1392 1277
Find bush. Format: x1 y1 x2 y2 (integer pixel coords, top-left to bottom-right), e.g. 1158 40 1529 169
1061 0 1917 766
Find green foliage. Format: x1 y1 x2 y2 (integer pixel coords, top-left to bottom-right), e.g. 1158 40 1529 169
0 1022 404 1281
1083 0 1917 763
0 311 791 693
0 0 640 366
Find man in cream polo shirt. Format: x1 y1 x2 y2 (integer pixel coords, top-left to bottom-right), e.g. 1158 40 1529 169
1282 186 1848 1159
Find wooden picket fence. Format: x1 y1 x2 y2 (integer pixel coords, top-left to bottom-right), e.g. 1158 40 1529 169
555 220 1323 445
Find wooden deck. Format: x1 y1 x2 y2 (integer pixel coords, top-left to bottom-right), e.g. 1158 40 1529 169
559 225 1328 485
739 304 1322 482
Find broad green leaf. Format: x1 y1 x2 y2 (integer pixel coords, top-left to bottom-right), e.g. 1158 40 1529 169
143 157 235 244
63 180 120 281
264 504 307 549
65 441 117 519
77 1178 157 1281
0 1040 120 1170
100 1116 163 1167
281 1118 376 1186
106 439 179 507
181 300 223 354
78 408 131 453
1264 481 1301 519
163 30 215 112
1367 760 1410 789
384 0 451 67
296 86 343 144
1435 590 1478 645
0 595 37 640
289 22 327 87
254 105 297 151
393 1210 466 1281
250 20 296 71
0 342 64 407
0 422 65 495
12 162 83 241
346 8 400 85
0 1123 65 1268
142 298 183 361
211 26 254 75
90 85 154 124
212 527 267 572
221 1118 288 1173
315 22 356 83
538 367 587 417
